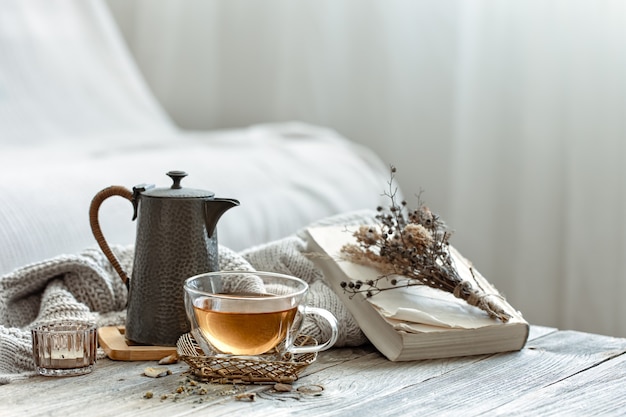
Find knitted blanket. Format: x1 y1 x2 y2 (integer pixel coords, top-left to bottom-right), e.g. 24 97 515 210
0 211 375 384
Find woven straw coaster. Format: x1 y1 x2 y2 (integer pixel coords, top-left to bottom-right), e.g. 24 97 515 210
176 333 318 385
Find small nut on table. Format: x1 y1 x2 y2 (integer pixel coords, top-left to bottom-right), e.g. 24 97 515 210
143 367 172 378
297 385 324 395
273 383 293 392
234 392 256 402
158 353 179 365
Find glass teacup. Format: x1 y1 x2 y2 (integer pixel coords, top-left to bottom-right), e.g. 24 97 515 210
183 271 339 359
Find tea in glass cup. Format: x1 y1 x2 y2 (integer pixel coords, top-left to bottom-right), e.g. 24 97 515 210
183 271 339 358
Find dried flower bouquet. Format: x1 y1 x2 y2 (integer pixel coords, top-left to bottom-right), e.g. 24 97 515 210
339 167 511 323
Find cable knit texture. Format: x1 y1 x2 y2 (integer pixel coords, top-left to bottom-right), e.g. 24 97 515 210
0 210 376 384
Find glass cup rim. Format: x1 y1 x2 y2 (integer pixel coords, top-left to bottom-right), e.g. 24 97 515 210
31 321 96 333
183 270 308 301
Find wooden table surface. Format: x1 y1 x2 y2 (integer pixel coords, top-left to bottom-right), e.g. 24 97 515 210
2 325 626 416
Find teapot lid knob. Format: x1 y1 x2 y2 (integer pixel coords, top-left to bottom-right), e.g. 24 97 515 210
140 170 215 198
166 170 187 189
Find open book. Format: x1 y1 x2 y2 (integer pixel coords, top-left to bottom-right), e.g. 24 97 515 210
306 226 529 361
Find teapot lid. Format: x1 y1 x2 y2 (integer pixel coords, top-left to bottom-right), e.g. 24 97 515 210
141 171 215 198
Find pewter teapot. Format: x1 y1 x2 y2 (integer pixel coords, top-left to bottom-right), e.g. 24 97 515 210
89 170 239 346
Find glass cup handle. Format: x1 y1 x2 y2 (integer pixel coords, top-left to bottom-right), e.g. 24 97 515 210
290 306 339 354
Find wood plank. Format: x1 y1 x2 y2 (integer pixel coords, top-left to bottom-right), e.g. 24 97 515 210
1 327 622 417
527 325 557 340
488 351 626 415
0 345 372 416
0 358 283 416
0 326 552 416
0 343 477 416
253 330 626 416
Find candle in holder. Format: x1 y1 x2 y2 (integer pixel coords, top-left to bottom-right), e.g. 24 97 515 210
31 322 97 376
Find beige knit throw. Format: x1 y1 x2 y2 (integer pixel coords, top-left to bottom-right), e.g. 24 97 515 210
0 211 375 384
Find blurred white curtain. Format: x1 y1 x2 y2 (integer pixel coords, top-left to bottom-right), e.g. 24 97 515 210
450 1 626 337
451 1 626 336
106 0 626 336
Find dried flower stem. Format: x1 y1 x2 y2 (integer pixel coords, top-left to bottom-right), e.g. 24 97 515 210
340 166 511 322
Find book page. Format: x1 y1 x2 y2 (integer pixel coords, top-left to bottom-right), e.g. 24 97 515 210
309 225 504 330
342 262 498 330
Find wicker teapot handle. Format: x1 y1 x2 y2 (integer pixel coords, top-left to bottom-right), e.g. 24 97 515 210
89 186 133 287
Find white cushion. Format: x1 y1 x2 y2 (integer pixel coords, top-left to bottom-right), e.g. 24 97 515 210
0 122 392 275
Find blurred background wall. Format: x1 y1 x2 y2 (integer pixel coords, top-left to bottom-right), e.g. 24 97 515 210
105 0 626 337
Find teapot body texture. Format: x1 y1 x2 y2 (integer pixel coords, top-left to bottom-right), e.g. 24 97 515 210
90 171 238 346
126 198 220 345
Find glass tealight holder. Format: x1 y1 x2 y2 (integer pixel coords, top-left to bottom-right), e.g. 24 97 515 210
31 322 98 377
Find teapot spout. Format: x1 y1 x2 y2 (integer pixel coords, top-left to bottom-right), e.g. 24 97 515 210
204 198 240 238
